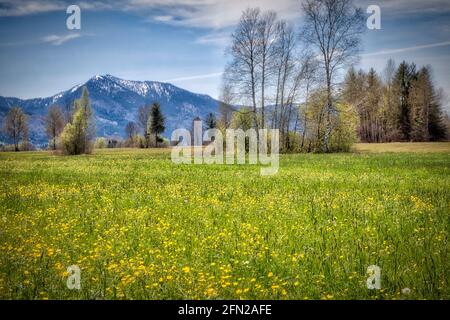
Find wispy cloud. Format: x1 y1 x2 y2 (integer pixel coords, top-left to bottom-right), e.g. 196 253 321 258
152 15 174 22
0 33 83 47
0 0 301 27
141 0 301 28
165 72 223 82
0 0 65 16
42 33 81 45
360 0 450 15
195 31 231 46
0 0 115 16
2 0 450 28
362 40 450 57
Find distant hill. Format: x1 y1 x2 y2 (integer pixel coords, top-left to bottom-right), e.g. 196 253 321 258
0 74 221 146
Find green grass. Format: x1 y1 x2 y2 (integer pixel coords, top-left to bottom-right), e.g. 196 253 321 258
0 144 449 300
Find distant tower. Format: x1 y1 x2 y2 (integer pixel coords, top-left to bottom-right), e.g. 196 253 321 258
191 116 202 145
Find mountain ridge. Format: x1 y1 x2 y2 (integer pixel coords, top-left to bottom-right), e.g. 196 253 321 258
0 75 221 146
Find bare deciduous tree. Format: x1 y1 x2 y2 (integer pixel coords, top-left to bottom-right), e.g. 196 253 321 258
125 121 138 140
45 105 64 150
273 20 296 130
273 20 299 148
257 10 278 128
225 8 261 133
218 81 236 129
137 104 151 146
301 0 365 152
298 53 320 151
4 106 28 152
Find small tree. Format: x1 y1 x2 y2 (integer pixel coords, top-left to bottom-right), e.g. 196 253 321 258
4 106 28 152
149 102 165 147
394 61 417 141
94 137 107 149
60 87 95 155
329 102 358 152
230 108 256 152
137 104 151 146
124 121 139 147
205 113 217 130
125 121 138 139
45 105 65 150
230 108 254 131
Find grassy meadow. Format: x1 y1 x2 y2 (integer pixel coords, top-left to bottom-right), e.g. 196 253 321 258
0 143 449 300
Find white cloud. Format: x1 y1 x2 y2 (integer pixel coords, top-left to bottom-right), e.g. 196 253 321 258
362 40 450 57
42 33 81 45
0 33 83 46
360 0 450 15
0 0 65 16
0 0 302 27
142 0 301 29
165 72 223 82
2 0 450 28
152 15 174 22
195 31 231 46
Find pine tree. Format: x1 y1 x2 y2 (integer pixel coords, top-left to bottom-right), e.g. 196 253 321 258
394 61 417 141
408 66 447 141
205 113 217 130
410 67 431 141
428 88 447 141
149 102 165 147
342 67 359 106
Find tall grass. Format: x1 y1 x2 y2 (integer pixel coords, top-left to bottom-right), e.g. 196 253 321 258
0 146 449 299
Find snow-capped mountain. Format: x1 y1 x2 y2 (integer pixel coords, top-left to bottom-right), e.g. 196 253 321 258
0 75 221 145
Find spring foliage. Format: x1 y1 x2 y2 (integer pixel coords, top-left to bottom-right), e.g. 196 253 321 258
60 87 95 155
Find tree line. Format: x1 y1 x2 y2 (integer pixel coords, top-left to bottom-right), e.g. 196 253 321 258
2 86 167 154
343 61 447 142
2 0 449 153
218 0 448 153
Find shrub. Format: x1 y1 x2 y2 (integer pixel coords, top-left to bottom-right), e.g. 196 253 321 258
60 87 95 155
94 137 107 149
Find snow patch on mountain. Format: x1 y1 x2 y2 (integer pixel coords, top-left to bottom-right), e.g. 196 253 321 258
0 74 221 146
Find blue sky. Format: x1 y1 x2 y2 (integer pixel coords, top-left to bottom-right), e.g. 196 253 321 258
0 0 449 109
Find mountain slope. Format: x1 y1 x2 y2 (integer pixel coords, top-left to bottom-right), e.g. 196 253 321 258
0 75 221 146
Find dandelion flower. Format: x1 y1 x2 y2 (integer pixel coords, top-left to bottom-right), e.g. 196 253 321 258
182 266 191 273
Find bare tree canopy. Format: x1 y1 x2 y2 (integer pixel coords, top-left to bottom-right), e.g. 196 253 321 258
226 8 262 131
4 106 28 152
301 0 365 152
137 104 152 136
45 105 65 150
125 121 138 140
225 7 306 142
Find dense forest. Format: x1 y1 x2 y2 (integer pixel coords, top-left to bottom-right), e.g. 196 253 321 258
343 61 448 143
